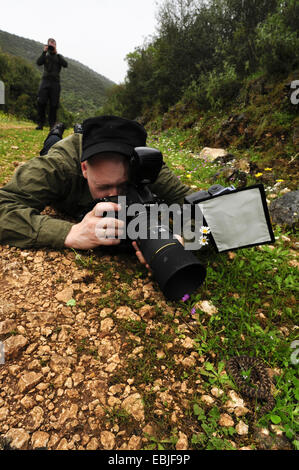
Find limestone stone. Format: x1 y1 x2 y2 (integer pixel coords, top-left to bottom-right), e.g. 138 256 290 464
29 406 44 430
219 413 234 427
236 420 249 435
18 371 43 393
200 395 215 405
31 431 50 449
176 431 188 450
122 393 145 421
0 319 16 335
127 435 142 450
100 431 115 450
55 287 74 303
5 428 30 450
194 300 218 316
3 335 28 359
115 306 140 321
199 147 228 162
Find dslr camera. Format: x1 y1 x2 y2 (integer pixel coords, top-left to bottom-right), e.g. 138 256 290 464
80 147 206 301
80 147 274 301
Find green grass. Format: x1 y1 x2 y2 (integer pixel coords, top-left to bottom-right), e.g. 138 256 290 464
0 111 73 185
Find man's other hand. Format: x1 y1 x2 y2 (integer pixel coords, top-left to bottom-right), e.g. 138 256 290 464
64 202 124 250
132 234 184 274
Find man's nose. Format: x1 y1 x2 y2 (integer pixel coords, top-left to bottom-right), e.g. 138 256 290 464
108 187 119 197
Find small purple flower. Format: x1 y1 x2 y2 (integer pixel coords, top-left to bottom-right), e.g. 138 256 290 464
182 294 190 302
191 307 196 315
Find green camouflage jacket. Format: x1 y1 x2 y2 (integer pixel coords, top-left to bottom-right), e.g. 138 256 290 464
0 133 192 249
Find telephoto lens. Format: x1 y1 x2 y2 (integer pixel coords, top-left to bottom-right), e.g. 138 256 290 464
137 225 206 301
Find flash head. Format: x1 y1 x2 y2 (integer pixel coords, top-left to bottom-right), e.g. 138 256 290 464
129 147 163 186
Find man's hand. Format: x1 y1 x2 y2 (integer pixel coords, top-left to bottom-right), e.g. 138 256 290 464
64 202 124 250
132 234 184 274
43 45 48 52
132 241 151 272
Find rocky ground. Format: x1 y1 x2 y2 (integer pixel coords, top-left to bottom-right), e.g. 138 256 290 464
0 240 293 451
0 118 296 451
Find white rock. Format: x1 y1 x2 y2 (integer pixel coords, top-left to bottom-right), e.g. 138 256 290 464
18 371 43 393
122 393 145 421
31 431 50 449
219 413 234 427
127 435 142 450
5 428 30 450
236 420 249 435
211 387 224 398
100 317 114 332
55 287 74 303
195 300 218 316
115 306 140 321
100 431 115 450
0 320 16 334
201 395 215 405
3 335 28 359
181 337 195 349
225 390 245 408
199 147 228 162
176 432 188 450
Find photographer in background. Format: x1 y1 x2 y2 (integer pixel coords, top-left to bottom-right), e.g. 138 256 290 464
36 38 68 130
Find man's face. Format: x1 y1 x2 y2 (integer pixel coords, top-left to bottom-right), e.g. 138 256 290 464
81 153 129 200
48 39 56 50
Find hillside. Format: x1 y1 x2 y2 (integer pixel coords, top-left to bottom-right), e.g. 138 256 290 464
0 29 115 120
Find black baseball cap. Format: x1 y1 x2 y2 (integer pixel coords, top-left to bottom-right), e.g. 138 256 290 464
81 115 147 162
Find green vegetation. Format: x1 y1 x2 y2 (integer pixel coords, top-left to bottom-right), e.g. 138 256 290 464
103 0 299 121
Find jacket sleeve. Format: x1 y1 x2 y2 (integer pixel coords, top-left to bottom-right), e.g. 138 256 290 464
36 51 46 66
0 155 74 249
149 162 193 205
58 54 68 68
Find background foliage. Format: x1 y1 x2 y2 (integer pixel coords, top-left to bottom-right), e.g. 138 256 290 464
102 0 299 120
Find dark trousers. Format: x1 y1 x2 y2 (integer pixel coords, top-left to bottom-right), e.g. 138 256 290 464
37 79 61 128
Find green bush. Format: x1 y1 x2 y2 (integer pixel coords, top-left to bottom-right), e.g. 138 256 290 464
255 12 299 75
182 62 241 112
205 62 241 109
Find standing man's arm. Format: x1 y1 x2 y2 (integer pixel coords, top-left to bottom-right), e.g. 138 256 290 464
36 45 48 66
58 54 68 68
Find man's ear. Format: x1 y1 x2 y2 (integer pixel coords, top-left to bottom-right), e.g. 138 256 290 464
81 161 88 179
